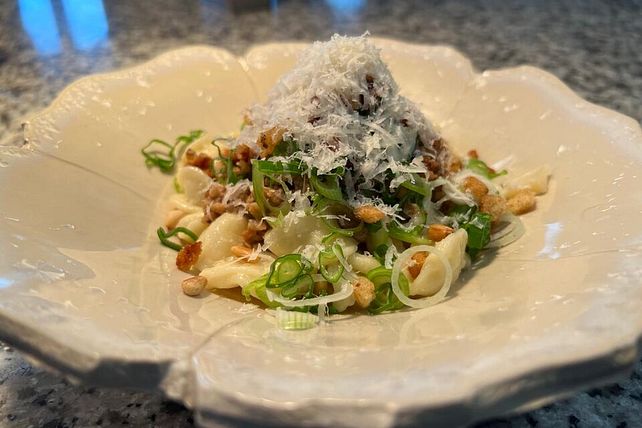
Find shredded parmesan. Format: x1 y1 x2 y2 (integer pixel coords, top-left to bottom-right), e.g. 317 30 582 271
237 34 448 212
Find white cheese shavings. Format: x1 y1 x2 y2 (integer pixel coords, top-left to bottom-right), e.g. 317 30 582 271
237 35 447 211
222 179 251 207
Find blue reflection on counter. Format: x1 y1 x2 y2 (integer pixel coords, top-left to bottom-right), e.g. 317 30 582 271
18 0 61 56
61 0 109 51
325 0 365 15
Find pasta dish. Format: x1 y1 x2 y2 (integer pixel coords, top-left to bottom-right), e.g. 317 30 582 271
142 35 549 327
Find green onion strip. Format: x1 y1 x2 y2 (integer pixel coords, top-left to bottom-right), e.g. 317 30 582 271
466 159 507 179
310 172 343 201
157 227 198 251
141 130 203 173
315 198 363 237
210 139 235 184
388 222 431 245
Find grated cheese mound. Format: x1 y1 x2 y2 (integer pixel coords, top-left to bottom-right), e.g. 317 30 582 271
237 34 452 209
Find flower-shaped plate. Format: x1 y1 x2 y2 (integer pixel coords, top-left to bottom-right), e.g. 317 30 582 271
0 39 641 427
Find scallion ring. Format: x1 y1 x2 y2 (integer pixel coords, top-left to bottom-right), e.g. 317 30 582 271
318 244 345 284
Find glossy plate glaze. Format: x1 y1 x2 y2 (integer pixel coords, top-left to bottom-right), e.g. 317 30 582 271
0 39 641 427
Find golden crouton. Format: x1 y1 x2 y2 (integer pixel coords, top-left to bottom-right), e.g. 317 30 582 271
176 242 202 272
462 176 489 201
506 189 536 215
352 276 376 308
354 205 385 223
480 194 506 222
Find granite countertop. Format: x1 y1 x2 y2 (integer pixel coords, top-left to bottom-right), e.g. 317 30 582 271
1 0 641 426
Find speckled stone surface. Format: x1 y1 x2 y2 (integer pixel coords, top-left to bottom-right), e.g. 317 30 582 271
0 0 641 426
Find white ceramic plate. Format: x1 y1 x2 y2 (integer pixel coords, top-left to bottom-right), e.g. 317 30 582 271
1 39 641 427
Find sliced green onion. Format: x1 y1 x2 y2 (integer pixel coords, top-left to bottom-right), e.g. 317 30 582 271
366 266 410 314
373 244 389 264
141 130 203 173
156 227 198 251
266 254 313 291
366 222 389 256
280 274 314 298
400 173 431 197
466 159 507 179
388 222 431 245
211 139 239 184
318 244 345 284
321 232 342 244
310 172 343 201
254 159 304 175
251 160 304 216
461 212 492 257
251 162 288 216
275 308 317 330
266 280 354 308
271 138 299 157
242 274 280 308
315 198 363 237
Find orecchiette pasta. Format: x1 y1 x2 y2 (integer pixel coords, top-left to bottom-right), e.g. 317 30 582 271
409 229 468 297
348 253 380 274
501 165 551 198
176 166 211 206
196 213 248 270
175 212 209 238
200 257 274 290
264 214 330 256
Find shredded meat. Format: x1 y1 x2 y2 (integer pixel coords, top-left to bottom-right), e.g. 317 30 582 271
232 144 255 175
203 181 254 223
207 182 226 199
257 127 285 158
184 149 212 172
422 156 441 180
417 137 452 179
176 241 202 272
263 187 285 207
242 220 268 246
